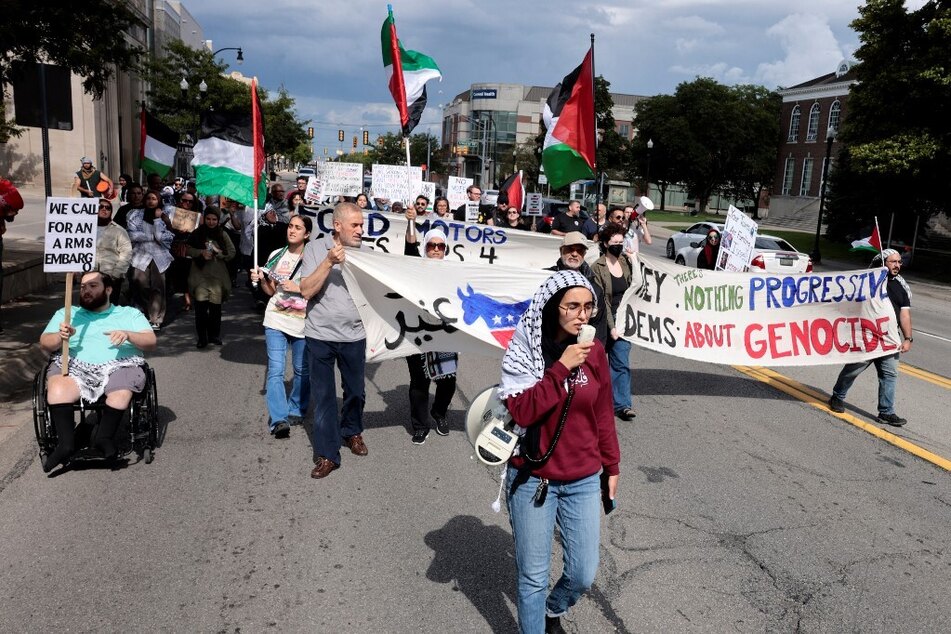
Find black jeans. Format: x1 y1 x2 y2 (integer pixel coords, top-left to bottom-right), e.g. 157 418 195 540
405 354 456 433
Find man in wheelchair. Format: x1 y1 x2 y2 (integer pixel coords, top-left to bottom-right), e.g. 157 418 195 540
38 270 156 472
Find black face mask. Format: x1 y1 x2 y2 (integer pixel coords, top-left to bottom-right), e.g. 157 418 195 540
607 244 624 258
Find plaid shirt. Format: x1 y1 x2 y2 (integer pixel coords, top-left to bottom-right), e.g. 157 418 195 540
126 209 174 273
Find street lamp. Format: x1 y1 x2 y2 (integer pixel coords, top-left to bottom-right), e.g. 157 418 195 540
180 76 208 143
645 138 654 198
810 126 837 264
212 47 243 64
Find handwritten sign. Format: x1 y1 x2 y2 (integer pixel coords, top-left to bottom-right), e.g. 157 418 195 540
304 176 322 204
44 197 99 272
465 201 480 223
170 207 200 232
318 162 363 197
412 181 437 212
718 205 757 272
525 193 543 216
371 164 423 205
447 176 473 210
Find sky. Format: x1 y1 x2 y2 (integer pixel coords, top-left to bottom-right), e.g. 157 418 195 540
186 0 928 158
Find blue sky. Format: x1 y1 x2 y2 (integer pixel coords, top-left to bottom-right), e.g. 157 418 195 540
186 1 927 156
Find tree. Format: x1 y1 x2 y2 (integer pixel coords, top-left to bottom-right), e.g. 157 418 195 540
825 0 951 242
595 76 628 178
0 1 145 139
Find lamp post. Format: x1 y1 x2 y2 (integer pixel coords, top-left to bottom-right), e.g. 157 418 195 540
179 76 208 143
645 138 654 198
810 126 837 264
212 47 244 64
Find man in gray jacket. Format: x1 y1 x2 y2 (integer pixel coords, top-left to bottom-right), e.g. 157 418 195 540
95 199 132 304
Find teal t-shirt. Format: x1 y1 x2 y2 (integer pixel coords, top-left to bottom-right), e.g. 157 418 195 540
43 305 152 364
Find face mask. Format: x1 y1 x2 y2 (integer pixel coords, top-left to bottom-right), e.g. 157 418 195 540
607 244 624 258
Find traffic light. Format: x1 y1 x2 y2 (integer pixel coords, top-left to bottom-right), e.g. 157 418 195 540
308 126 314 139
363 130 369 145
352 135 357 148
338 129 344 142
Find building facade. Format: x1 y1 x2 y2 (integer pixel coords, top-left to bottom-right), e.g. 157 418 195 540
441 83 645 187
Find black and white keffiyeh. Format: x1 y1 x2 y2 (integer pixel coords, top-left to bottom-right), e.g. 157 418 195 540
498 270 594 400
872 248 912 300
52 354 146 403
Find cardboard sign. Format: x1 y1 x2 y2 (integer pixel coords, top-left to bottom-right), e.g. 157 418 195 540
718 205 758 272
465 201 481 223
318 162 363 197
44 197 99 272
412 181 437 212
447 176 473 211
371 164 423 205
304 175 322 204
170 207 200 232
525 193 544 216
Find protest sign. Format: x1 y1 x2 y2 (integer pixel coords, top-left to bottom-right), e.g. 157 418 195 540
304 176 322 203
342 248 550 362
306 208 563 268
618 253 901 366
465 201 480 223
447 176 473 210
371 164 423 204
44 197 99 273
411 181 437 212
718 205 757 272
170 207 200 233
318 162 363 197
526 193 543 216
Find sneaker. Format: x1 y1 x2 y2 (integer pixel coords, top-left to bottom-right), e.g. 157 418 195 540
412 429 429 445
433 414 449 436
615 408 636 421
877 412 907 427
272 421 290 438
828 396 845 413
150 322 162 332
545 616 567 634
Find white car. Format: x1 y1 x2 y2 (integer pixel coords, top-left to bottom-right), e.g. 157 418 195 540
675 233 813 273
481 189 499 207
298 166 316 180
665 222 723 259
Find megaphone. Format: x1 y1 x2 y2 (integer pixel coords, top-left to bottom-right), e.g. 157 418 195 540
465 385 519 466
634 196 654 216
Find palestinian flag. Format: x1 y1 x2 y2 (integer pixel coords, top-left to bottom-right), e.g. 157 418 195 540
382 6 441 135
498 171 524 212
850 224 882 253
190 81 266 208
140 108 178 178
542 48 596 189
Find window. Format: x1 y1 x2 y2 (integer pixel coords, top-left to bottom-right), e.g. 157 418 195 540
805 103 821 141
787 105 800 142
618 123 630 138
827 100 841 135
782 157 795 195
799 157 814 196
820 156 833 190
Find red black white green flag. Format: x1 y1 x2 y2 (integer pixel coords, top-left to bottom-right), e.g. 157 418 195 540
381 5 441 135
499 171 524 212
541 48 596 189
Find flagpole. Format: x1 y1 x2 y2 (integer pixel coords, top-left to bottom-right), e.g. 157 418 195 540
590 33 601 216
874 216 884 261
404 135 416 238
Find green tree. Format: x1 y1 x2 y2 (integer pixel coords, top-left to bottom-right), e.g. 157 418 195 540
595 76 628 178
825 0 951 242
0 1 145 140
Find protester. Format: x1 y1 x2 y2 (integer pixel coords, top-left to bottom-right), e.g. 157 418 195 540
413 195 430 217
117 174 134 204
94 199 132 305
288 191 306 217
72 157 113 198
185 181 204 212
127 191 175 330
403 208 457 444
355 193 372 210
38 271 156 472
265 183 290 222
252 203 290 308
581 203 607 240
0 179 24 334
592 223 640 421
185 207 235 348
546 232 606 343
623 204 652 255
487 197 509 226
501 206 531 231
828 249 914 426
299 202 368 479
167 191 200 313
453 184 487 222
220 197 248 288
391 201 405 215
114 183 144 229
432 196 452 219
251 216 313 438
499 269 619 634
696 229 721 270
551 200 584 236
286 176 308 202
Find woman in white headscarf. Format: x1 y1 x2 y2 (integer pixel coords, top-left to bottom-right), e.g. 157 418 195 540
498 269 620 634
403 214 458 444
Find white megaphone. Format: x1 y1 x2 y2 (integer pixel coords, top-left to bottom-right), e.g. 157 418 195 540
465 386 519 466
635 195 654 216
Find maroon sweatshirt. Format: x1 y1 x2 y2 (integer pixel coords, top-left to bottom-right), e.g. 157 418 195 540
506 340 620 481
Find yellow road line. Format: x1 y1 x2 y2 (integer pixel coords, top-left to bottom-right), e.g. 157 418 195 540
733 365 951 472
899 363 951 390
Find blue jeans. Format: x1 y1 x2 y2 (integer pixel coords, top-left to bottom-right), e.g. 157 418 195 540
264 327 309 429
306 337 366 464
506 467 601 634
608 336 632 411
832 353 899 415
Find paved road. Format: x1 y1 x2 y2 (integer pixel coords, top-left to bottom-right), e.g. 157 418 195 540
0 269 949 631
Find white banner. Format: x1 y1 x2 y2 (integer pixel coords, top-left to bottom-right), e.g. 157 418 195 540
319 162 363 197
447 176 473 211
44 197 99 272
619 254 901 366
719 205 757 271
371 164 422 204
342 249 549 362
306 208 563 268
304 176 322 204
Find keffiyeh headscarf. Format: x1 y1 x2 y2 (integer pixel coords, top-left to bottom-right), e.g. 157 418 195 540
872 248 912 300
498 270 595 399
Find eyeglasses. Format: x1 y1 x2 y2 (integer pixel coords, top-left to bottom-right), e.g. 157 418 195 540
415 202 427 207
708 235 719 241
507 210 520 214
470 191 482 197
560 245 587 255
426 242 447 251
180 198 194 204
99 204 112 210
559 302 597 317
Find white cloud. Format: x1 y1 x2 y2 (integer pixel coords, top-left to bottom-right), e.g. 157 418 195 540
669 62 749 84
668 15 726 35
754 13 845 87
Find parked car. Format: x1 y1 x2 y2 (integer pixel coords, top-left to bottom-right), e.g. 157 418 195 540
481 189 499 207
665 222 723 258
674 233 813 273
298 166 316 180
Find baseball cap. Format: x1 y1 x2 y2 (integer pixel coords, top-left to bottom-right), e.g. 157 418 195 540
561 232 588 249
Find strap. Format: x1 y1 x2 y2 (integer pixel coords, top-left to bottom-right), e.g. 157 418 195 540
520 370 576 465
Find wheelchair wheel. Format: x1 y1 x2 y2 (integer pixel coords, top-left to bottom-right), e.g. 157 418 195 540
143 367 158 461
143 448 154 464
32 369 55 453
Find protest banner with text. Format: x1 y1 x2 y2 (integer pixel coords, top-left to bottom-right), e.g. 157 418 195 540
371 164 423 205
318 162 363 197
44 197 99 272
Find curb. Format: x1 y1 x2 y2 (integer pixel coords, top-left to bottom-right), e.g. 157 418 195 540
0 342 46 400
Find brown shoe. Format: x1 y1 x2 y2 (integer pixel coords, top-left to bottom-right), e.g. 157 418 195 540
344 434 368 456
310 457 339 479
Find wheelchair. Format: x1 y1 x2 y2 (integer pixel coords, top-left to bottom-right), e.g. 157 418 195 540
32 359 159 467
